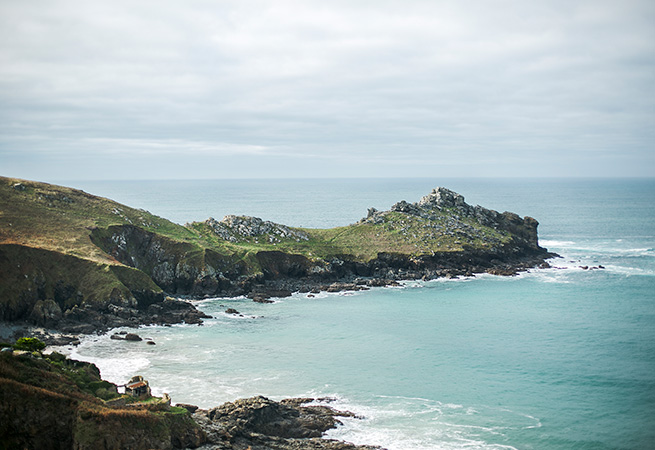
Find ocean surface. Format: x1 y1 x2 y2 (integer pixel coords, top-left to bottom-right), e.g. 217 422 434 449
59 178 654 450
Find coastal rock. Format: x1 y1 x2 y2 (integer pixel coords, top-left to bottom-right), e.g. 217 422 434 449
417 187 466 208
204 215 310 244
225 308 240 315
124 333 142 341
29 299 62 327
195 396 383 450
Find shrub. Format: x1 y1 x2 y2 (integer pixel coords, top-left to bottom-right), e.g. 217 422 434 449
13 337 46 352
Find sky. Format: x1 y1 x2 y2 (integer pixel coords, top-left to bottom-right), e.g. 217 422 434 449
1 0 654 181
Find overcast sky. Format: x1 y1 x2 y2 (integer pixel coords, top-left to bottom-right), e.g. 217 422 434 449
1 0 653 180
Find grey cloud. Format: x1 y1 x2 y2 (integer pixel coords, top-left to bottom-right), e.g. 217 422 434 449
1 0 653 180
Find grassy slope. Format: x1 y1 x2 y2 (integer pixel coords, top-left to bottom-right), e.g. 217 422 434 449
1 176 514 285
0 176 198 263
189 210 512 263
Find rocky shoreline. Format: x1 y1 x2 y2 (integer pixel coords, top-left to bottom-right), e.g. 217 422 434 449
1 180 556 351
192 396 383 450
1 295 213 346
1 248 554 347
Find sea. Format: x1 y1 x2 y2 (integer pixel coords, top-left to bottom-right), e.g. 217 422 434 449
56 178 654 450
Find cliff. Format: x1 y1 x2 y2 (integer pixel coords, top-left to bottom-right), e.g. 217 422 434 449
0 351 381 450
0 177 553 334
0 351 204 450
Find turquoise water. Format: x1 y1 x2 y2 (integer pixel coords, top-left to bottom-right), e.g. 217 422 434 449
64 178 655 450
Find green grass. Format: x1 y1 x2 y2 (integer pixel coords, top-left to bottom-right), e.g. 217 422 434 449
188 209 512 263
2 176 512 269
0 177 194 263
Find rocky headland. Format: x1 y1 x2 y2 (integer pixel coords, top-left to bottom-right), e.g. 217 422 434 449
1 176 554 342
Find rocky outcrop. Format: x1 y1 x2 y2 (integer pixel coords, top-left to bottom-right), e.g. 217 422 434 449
90 225 256 298
194 396 383 450
85 188 553 304
0 244 210 339
204 216 309 244
369 187 543 252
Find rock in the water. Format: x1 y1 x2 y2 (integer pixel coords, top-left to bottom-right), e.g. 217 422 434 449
124 333 142 341
195 396 383 450
225 308 240 315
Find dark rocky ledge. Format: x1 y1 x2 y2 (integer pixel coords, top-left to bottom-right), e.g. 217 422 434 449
193 395 383 450
3 296 211 347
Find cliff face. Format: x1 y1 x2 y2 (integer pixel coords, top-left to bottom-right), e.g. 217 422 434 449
0 353 205 450
1 177 553 333
90 225 249 296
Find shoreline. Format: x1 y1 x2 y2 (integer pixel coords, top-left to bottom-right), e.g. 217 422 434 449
1 250 556 348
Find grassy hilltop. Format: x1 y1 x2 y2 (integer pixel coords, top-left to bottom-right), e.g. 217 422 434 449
0 176 549 330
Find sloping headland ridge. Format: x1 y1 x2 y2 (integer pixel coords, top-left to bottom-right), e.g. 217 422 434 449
0 176 553 335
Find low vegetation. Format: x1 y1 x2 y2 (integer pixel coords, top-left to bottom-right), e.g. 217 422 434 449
0 349 204 449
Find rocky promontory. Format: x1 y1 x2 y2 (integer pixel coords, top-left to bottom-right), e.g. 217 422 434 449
1 177 555 338
194 396 382 450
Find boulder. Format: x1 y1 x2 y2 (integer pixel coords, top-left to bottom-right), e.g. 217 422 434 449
29 299 62 327
197 396 382 449
124 333 142 341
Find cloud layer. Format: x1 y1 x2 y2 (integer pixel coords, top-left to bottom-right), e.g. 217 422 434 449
1 0 653 179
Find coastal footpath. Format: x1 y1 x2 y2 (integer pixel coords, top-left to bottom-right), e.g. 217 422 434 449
1 176 553 340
